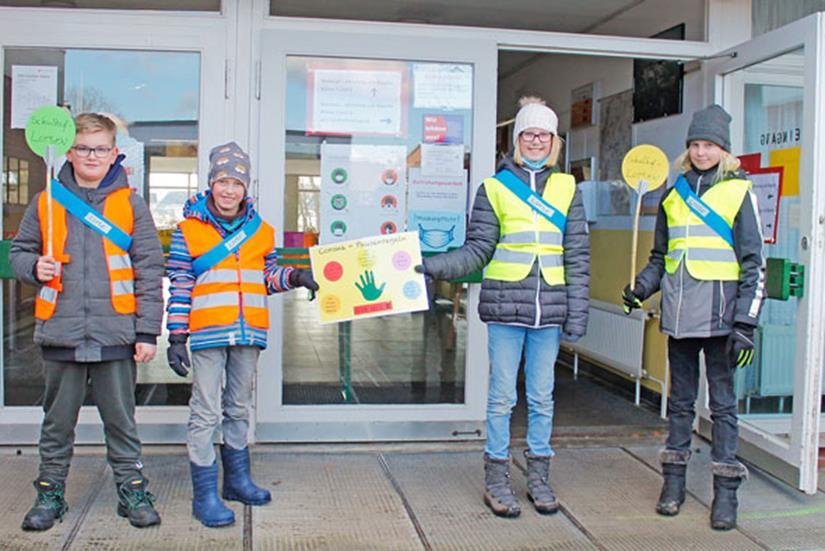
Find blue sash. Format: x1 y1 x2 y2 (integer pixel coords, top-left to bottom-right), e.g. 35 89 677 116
191 214 263 277
494 170 567 233
673 175 735 247
51 179 133 251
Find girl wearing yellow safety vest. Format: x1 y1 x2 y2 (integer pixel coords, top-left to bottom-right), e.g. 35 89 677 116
623 104 764 531
418 96 590 518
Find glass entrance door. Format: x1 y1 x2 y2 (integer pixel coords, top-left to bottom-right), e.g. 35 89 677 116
256 29 496 441
701 13 825 493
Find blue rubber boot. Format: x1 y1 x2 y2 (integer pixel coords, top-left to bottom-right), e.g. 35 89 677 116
190 461 235 528
221 445 271 506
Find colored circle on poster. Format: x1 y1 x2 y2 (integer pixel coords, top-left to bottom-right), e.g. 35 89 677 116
380 221 397 235
330 220 347 237
357 248 375 269
323 261 343 282
403 280 421 300
392 251 411 271
25 105 76 157
331 194 347 210
381 168 398 186
331 168 348 184
321 294 342 315
380 195 397 209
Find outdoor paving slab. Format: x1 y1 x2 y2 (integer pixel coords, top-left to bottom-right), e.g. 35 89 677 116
550 447 761 550
67 452 243 550
627 440 825 550
251 452 421 550
0 453 104 550
384 451 595 550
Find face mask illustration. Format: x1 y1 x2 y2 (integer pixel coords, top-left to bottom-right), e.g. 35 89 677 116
419 224 455 249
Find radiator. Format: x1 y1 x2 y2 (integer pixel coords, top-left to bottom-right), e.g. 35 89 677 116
566 299 645 379
561 299 666 417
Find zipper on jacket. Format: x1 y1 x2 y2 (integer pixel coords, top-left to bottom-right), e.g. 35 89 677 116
718 280 725 328
674 174 704 337
236 250 247 344
530 169 542 328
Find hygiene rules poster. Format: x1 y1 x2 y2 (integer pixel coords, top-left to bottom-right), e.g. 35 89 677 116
319 144 407 244
309 231 428 324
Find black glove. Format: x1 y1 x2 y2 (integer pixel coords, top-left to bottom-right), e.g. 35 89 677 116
289 268 319 291
167 333 190 377
414 263 435 301
726 323 755 369
621 285 643 315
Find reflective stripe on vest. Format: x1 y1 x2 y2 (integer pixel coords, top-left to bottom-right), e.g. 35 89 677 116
483 172 576 284
180 217 275 332
35 187 135 320
663 177 750 281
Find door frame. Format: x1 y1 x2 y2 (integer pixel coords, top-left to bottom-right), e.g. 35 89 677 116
0 6 232 443
700 12 825 494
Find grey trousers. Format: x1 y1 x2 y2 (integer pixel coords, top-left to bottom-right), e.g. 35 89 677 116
187 346 260 466
40 359 143 485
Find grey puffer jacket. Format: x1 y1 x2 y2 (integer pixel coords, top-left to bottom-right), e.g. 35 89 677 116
424 156 590 340
11 158 164 362
633 166 764 338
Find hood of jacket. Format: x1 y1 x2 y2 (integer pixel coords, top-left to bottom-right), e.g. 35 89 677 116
182 190 257 236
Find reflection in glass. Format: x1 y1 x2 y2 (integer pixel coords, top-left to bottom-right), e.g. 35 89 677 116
2 47 200 406
282 56 472 404
732 49 803 442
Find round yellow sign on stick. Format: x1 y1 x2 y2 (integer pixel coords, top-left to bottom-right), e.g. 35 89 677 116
621 144 669 192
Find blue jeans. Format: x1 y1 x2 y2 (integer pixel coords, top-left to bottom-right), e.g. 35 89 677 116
485 324 560 460
666 336 739 464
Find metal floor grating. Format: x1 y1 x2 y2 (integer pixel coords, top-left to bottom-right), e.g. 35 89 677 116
66 453 244 550
384 451 595 550
626 441 825 550
251 452 422 550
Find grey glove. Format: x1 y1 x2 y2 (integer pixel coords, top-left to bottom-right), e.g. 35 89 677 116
167 333 190 377
414 263 436 302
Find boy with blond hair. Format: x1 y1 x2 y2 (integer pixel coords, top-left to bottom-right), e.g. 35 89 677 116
11 113 164 530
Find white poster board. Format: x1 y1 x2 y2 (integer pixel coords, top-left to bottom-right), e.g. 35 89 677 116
11 65 58 129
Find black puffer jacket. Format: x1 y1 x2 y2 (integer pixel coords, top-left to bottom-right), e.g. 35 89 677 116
424 156 590 340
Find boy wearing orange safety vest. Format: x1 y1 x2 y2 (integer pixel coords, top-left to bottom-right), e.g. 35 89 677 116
10 113 164 531
165 142 318 528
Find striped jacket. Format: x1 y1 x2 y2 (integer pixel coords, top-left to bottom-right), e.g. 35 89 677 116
165 191 294 351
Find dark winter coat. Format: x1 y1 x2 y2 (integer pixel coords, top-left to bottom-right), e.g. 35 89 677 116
633 166 764 338
423 155 590 340
10 158 165 362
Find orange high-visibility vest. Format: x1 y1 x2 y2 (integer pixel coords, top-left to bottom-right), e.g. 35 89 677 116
35 188 135 320
179 218 274 331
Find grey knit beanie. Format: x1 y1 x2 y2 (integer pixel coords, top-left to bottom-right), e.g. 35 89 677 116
208 141 250 188
686 104 731 152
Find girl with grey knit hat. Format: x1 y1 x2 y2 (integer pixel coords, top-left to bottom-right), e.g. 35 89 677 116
418 96 590 517
623 104 764 530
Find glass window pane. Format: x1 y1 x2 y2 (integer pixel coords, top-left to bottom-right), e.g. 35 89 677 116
3 47 200 407
282 55 472 405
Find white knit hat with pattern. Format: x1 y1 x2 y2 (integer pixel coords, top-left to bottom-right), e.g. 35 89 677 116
512 97 558 148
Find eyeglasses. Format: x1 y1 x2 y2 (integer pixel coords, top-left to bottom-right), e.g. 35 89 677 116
71 145 114 158
520 131 553 143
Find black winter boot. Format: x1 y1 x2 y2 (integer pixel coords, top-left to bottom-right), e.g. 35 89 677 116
655 449 689 516
483 453 521 518
524 450 559 514
116 476 161 528
710 462 747 530
656 464 687 516
21 478 68 531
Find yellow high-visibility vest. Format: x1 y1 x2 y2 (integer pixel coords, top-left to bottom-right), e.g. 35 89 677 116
663 178 751 281
484 172 576 285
